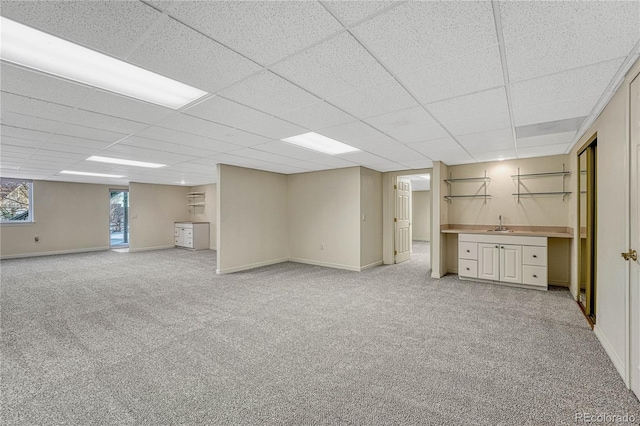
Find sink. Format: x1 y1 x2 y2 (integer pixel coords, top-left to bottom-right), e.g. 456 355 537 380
486 229 514 233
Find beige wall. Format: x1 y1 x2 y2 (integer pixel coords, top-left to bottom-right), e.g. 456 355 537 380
190 183 216 249
217 164 289 274
412 190 431 241
129 182 191 252
360 167 383 269
566 60 639 381
0 180 111 258
288 167 361 270
446 155 572 227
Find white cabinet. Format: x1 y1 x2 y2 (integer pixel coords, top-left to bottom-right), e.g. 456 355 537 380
458 234 547 290
175 222 209 250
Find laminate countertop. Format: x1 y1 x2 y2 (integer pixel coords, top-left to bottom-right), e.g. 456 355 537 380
441 225 573 239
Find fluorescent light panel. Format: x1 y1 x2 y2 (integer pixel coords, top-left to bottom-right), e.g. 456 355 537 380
87 156 166 168
0 17 208 109
281 132 360 155
60 170 124 178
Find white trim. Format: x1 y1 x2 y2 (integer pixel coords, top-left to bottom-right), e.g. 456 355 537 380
209 245 217 251
594 325 627 382
289 257 361 272
431 272 443 279
0 246 109 259
128 245 175 253
360 260 383 271
412 238 431 242
216 257 289 274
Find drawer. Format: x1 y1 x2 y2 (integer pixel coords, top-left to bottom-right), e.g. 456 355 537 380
174 229 180 236
522 265 547 287
459 259 478 278
184 238 193 248
174 237 179 245
458 242 478 260
176 223 193 229
523 245 547 266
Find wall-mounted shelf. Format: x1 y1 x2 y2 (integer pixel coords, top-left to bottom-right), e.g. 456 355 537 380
511 164 572 202
187 192 205 211
444 170 491 202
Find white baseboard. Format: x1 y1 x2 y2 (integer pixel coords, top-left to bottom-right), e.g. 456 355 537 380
361 260 383 271
1 246 109 260
594 325 626 382
216 257 289 274
431 272 443 278
129 245 175 253
289 257 361 272
412 238 431 242
209 245 217 251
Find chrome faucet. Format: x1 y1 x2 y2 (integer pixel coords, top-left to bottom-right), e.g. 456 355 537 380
496 215 505 231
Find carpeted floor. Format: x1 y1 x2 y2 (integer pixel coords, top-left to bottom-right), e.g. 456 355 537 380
1 242 639 425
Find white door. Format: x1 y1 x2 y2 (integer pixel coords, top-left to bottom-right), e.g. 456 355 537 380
395 177 412 263
500 244 523 284
478 243 499 281
629 73 640 398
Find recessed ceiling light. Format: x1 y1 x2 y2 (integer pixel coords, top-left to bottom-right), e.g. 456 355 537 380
87 156 166 168
281 132 360 155
60 170 125 178
0 17 208 109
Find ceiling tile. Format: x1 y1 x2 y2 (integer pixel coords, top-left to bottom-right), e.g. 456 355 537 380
1 0 162 57
324 1 400 25
364 106 449 144
456 128 515 152
218 71 321 116
516 131 576 149
317 121 398 150
154 114 269 147
118 136 225 157
276 101 357 131
471 148 517 163
271 32 393 99
77 90 175 125
427 87 511 136
517 143 572 159
1 112 62 134
500 1 640 82
327 79 418 119
407 137 476 165
36 141 101 156
128 17 262 93
54 123 128 143
511 59 624 113
364 142 428 165
252 141 329 162
1 64 93 106
225 148 299 165
399 46 504 104
132 126 239 152
64 109 148 134
98 145 196 165
1 92 76 122
366 162 407 172
352 1 497 77
1 125 51 142
46 134 113 151
399 159 434 170
338 150 388 166
1 136 44 149
168 1 343 65
512 95 599 128
184 97 306 140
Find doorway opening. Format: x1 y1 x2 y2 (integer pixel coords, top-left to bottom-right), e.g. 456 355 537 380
110 190 129 249
577 136 597 324
394 173 431 264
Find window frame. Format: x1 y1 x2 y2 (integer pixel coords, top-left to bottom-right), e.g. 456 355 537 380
0 178 34 224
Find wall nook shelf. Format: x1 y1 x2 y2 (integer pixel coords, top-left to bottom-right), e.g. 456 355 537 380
444 171 491 202
511 164 572 202
187 192 205 210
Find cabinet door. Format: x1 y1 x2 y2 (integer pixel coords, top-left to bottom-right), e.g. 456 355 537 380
478 243 499 281
500 244 522 284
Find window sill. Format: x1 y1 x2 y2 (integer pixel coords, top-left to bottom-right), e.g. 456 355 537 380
0 221 35 226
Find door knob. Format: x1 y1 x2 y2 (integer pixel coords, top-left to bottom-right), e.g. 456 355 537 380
621 249 637 261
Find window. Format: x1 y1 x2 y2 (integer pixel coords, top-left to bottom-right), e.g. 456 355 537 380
0 178 33 223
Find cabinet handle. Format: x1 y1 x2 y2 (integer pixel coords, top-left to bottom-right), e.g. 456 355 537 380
533 274 537 278
466 249 470 253
495 245 498 248
500 246 504 249
533 255 537 258
466 267 470 271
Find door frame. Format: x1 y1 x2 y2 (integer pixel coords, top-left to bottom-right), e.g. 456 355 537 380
109 188 130 248
382 168 432 265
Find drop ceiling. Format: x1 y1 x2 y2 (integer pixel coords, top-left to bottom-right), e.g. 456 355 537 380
1 1 638 186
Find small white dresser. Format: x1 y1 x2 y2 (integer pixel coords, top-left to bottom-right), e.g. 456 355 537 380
174 222 209 250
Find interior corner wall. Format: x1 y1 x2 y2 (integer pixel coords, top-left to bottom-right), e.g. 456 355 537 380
412 190 431 241
217 164 288 274
567 64 636 381
129 182 191 252
0 180 110 258
431 161 449 278
287 167 361 271
190 183 217 250
360 167 383 269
